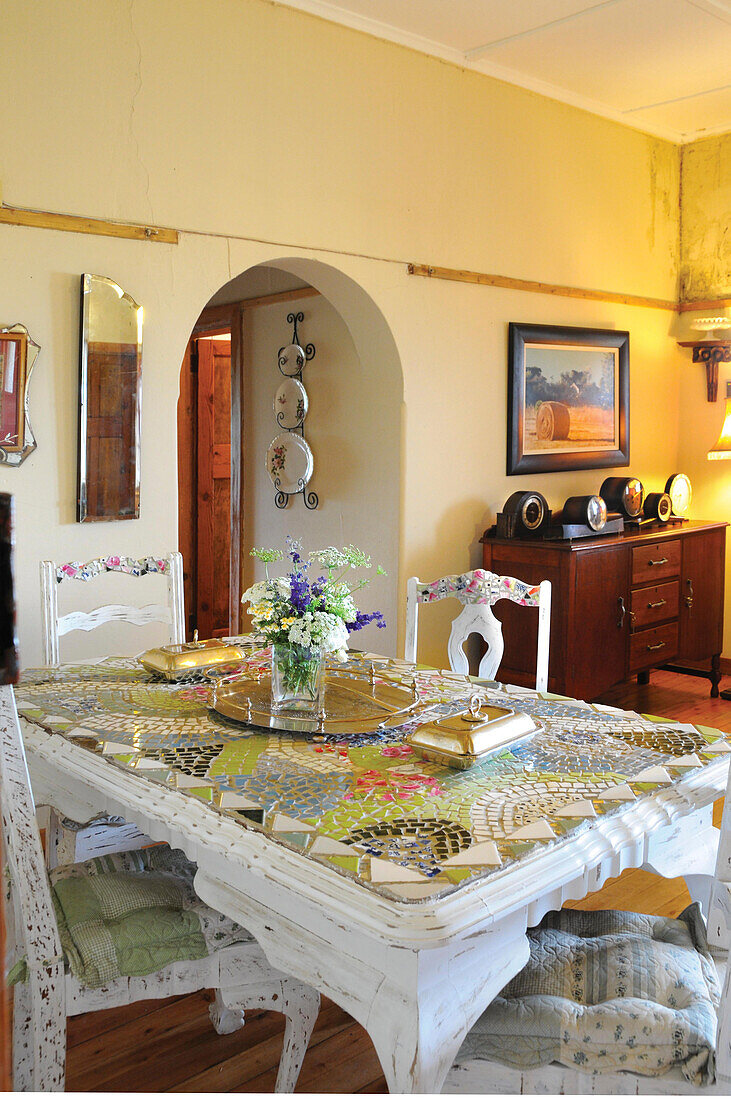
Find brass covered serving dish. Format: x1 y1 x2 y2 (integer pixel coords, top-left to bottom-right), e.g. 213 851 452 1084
406 695 539 769
139 633 251 681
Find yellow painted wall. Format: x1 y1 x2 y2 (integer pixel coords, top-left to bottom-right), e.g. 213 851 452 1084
0 0 690 674
680 133 731 302
678 131 731 652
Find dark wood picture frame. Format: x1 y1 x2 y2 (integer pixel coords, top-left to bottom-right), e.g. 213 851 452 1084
507 322 629 475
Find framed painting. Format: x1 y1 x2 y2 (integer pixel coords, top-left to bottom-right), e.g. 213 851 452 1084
507 323 629 475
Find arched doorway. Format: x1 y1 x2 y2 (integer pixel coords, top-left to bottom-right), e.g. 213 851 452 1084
177 259 404 656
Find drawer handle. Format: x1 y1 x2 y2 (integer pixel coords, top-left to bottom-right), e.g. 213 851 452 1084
648 557 668 566
646 641 666 651
647 599 667 609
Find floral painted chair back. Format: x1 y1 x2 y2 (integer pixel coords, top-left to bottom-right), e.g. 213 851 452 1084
40 552 185 665
405 568 552 691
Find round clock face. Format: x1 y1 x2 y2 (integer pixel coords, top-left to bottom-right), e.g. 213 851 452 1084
657 493 672 522
623 478 644 518
665 473 692 517
520 493 547 531
587 495 608 531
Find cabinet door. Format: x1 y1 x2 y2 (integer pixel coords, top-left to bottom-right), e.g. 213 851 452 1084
678 529 725 661
570 548 628 700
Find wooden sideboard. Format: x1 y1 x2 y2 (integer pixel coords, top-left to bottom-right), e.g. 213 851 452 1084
481 519 727 701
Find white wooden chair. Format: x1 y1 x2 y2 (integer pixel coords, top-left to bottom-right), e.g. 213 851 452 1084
39 551 186 862
40 551 186 666
443 765 731 1095
405 569 552 691
1 685 319 1092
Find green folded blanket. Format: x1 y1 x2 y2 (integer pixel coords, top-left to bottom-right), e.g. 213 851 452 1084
50 846 252 988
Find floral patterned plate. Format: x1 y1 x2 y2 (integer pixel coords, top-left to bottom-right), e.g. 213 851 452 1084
266 432 313 493
274 378 308 429
278 342 307 377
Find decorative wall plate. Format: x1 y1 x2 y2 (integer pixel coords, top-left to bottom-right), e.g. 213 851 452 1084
274 378 308 429
278 342 307 377
266 432 313 493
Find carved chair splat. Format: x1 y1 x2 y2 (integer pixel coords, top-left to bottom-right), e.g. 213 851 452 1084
405 569 551 691
1 686 319 1091
40 551 185 667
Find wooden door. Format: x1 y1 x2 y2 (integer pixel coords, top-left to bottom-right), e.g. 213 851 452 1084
571 547 629 700
196 340 231 638
678 528 725 661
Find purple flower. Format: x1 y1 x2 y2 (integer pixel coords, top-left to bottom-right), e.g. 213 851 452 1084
347 610 386 633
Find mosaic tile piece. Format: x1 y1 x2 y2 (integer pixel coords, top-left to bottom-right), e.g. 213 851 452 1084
553 799 597 818
507 819 556 841
442 841 501 867
595 783 636 801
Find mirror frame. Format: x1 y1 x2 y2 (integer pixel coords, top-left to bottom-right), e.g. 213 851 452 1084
0 323 40 467
77 273 142 523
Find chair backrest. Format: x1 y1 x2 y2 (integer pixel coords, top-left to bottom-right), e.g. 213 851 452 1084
0 685 66 1089
405 568 552 691
40 551 185 665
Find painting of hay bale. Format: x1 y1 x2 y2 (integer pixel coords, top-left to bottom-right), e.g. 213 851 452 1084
523 343 617 454
508 324 629 475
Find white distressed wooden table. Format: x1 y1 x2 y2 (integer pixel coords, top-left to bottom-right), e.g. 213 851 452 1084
19 661 729 1094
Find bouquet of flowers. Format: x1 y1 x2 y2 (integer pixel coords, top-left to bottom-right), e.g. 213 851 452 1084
242 539 386 706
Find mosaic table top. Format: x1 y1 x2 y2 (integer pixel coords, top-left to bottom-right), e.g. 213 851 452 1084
16 648 731 903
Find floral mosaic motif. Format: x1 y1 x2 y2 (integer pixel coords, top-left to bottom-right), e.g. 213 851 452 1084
16 649 728 903
416 568 540 608
56 555 170 583
346 817 473 877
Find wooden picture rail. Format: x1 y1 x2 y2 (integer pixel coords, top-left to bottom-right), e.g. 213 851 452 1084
407 263 678 311
0 205 178 244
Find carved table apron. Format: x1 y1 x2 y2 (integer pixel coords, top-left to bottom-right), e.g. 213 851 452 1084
17 660 729 1095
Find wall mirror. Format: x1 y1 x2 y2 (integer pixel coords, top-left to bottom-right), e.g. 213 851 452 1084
0 323 40 466
78 274 142 522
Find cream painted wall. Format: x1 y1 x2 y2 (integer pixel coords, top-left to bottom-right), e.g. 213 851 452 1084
0 0 691 675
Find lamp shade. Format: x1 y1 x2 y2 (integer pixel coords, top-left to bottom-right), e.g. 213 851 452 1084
708 382 731 460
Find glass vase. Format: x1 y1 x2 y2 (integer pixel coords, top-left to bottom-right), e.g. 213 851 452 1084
270 641 325 715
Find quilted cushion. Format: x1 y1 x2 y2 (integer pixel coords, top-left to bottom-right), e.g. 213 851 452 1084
50 845 253 988
456 905 720 1085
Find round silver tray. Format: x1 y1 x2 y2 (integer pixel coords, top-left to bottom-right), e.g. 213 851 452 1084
210 670 421 734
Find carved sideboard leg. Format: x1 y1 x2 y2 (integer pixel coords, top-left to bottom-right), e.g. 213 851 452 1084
711 653 722 698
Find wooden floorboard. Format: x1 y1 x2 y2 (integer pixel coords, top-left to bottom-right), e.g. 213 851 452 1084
64 670 729 1093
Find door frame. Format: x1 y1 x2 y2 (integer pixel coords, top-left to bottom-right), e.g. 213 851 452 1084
179 285 320 637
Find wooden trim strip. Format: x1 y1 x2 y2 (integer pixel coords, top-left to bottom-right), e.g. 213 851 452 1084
678 297 731 313
407 263 678 311
0 205 178 244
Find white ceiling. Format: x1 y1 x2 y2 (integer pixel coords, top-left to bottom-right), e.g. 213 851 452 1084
275 0 731 142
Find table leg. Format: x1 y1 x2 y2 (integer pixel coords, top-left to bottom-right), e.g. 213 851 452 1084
642 804 719 920
365 927 531 1094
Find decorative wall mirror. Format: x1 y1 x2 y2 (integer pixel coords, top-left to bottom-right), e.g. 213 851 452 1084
0 323 40 466
78 274 142 522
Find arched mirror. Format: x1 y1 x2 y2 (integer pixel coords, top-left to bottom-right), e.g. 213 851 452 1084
77 274 142 522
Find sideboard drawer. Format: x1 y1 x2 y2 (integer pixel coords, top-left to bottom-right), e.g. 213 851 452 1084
631 540 681 585
630 580 680 629
629 622 679 671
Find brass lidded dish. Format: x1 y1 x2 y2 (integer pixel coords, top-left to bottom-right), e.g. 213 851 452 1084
406 695 539 769
139 633 250 681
